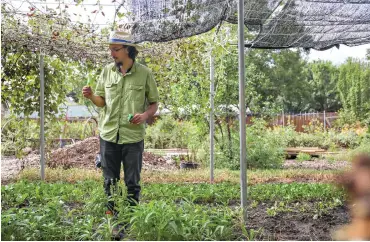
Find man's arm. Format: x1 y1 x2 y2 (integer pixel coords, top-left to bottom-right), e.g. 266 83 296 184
130 71 159 125
131 102 158 124
144 102 158 118
89 94 106 107
82 86 106 107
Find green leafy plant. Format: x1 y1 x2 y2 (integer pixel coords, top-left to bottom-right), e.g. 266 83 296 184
297 152 311 162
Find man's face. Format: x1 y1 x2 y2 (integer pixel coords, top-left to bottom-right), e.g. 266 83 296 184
109 44 128 63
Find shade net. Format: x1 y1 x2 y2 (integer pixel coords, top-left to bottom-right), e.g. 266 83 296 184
119 0 370 50
2 0 370 62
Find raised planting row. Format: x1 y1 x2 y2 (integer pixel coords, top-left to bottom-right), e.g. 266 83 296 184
2 180 347 241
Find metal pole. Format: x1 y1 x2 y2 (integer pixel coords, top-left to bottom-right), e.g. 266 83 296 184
237 0 247 222
210 54 215 183
40 53 45 180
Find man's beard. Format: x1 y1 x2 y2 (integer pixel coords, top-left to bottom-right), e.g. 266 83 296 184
115 61 123 71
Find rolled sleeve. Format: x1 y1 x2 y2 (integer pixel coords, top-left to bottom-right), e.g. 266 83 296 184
145 72 159 103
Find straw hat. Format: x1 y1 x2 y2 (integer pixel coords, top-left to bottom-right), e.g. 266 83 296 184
107 31 142 50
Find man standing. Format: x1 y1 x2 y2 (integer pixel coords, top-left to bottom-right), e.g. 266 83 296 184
82 31 159 215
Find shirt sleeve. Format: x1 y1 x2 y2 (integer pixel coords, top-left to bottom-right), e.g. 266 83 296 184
94 68 105 98
145 71 159 103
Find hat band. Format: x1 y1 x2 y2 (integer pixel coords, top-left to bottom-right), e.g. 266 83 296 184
110 38 134 44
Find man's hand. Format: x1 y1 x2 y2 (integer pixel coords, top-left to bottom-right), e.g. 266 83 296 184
81 86 106 107
82 86 93 99
131 113 149 124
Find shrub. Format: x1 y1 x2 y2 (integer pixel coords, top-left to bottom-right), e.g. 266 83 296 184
348 139 370 160
297 152 311 162
1 116 39 157
145 116 199 149
145 116 209 164
216 119 285 170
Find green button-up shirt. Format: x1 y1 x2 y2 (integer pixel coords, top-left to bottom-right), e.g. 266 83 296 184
95 62 159 144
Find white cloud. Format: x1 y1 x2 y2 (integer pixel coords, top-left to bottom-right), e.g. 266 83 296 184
307 44 369 65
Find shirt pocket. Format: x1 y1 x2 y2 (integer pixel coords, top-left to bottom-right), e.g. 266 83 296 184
129 84 145 103
105 82 117 103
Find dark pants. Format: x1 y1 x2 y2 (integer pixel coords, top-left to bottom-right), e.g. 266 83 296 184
99 136 144 212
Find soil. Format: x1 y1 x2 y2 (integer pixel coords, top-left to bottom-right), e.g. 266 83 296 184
284 159 350 170
243 202 350 241
1 137 177 184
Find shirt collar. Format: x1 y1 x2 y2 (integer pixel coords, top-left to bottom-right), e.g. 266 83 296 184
112 61 137 75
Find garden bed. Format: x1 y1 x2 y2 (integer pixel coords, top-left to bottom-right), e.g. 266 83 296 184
1 180 348 241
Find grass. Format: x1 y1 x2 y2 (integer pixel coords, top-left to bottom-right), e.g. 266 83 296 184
17 167 344 184
1 179 346 241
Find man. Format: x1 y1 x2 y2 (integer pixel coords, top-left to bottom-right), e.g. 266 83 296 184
82 31 159 215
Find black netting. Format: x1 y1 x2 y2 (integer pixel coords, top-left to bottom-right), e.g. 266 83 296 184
119 0 370 50
2 0 369 58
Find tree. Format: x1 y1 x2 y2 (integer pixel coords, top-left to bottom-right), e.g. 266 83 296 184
269 49 311 113
306 61 341 112
337 58 370 121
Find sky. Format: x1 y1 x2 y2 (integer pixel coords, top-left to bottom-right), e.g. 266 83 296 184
6 0 370 65
307 44 369 65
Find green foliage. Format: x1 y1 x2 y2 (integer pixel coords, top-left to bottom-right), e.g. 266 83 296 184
130 201 233 241
286 132 325 148
145 115 365 170
1 180 101 241
143 183 238 205
1 180 237 241
245 119 285 169
145 116 209 163
1 49 66 119
141 25 368 122
216 119 285 170
143 25 306 121
145 116 200 149
1 45 101 115
1 39 101 158
143 182 344 204
269 50 311 113
336 109 360 126
249 183 344 202
331 130 361 149
1 116 97 157
1 116 39 157
348 138 370 159
1 179 345 241
307 61 341 112
297 152 311 162
272 123 364 150
337 58 370 122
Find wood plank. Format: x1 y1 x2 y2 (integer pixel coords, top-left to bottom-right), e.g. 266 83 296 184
284 147 335 156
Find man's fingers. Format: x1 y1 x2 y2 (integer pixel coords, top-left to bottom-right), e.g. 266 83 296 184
82 86 93 98
131 114 143 124
131 116 140 124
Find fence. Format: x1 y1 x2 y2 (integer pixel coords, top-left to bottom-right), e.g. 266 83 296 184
246 112 338 132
